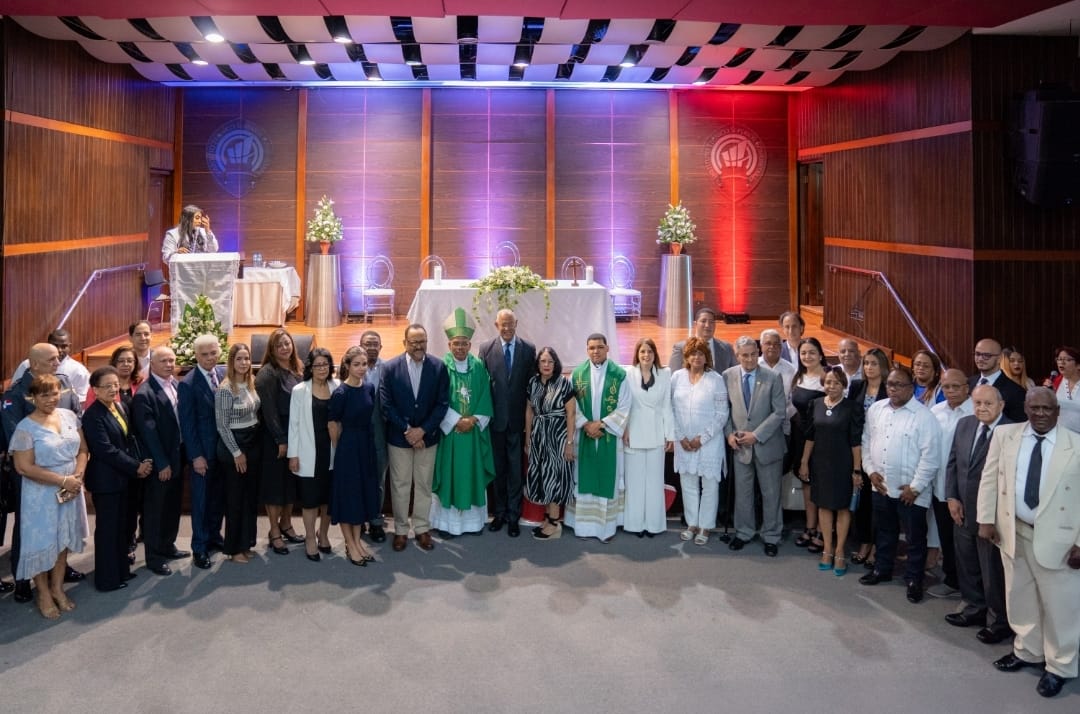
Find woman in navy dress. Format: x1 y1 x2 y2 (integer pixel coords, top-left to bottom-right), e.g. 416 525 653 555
329 346 379 566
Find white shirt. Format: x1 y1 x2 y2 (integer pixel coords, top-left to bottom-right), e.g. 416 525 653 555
1014 424 1055 525
862 397 941 507
407 356 424 398
12 357 91 403
759 357 796 435
152 372 180 419
930 398 974 500
842 366 863 396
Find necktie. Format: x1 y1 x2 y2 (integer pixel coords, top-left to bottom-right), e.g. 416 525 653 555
209 369 219 389
979 377 989 386
742 372 752 409
504 342 512 374
972 424 989 460
1025 435 1045 509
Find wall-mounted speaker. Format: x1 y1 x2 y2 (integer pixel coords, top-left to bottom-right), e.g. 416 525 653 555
1010 88 1080 207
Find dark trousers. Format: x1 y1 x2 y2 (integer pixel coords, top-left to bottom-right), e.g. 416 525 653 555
189 461 225 553
126 476 145 550
93 489 130 590
853 474 875 545
142 466 183 569
489 428 525 521
931 497 958 587
872 492 928 585
370 444 387 527
954 521 1010 629
220 430 259 555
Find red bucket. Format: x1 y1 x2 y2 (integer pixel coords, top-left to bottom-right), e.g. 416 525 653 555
520 498 546 526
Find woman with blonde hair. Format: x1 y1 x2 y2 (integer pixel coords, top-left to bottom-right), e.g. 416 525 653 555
1001 347 1036 390
216 343 261 563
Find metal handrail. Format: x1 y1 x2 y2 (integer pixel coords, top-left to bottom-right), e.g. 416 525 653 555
57 262 146 330
827 264 938 357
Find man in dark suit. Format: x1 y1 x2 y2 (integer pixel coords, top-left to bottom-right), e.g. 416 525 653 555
132 346 189 576
969 338 1027 423
84 366 153 591
2 342 85 601
178 334 226 570
669 307 735 373
944 384 1013 642
379 324 450 552
478 308 536 538
723 336 788 556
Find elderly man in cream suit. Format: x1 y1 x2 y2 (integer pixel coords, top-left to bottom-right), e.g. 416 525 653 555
723 336 788 556
978 387 1080 699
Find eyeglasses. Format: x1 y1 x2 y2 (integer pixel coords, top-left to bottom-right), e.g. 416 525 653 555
885 380 913 389
973 351 1000 359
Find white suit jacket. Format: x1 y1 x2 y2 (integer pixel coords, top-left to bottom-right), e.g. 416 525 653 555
623 365 674 450
978 422 1080 569
286 378 339 477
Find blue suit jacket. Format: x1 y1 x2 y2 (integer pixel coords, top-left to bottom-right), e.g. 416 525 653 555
132 375 183 474
178 366 224 465
378 352 450 449
84 400 143 494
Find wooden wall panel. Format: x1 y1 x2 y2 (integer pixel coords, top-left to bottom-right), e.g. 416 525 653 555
678 91 790 317
2 21 176 375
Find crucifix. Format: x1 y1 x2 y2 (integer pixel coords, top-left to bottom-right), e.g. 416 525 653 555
566 257 584 286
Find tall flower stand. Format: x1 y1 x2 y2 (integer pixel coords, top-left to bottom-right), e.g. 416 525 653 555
658 253 692 328
305 254 341 327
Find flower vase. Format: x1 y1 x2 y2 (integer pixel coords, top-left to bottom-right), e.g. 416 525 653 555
671 242 683 256
319 241 331 255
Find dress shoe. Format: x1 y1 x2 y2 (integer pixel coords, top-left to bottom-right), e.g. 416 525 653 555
488 516 506 532
368 524 387 543
305 551 321 562
859 571 893 586
270 536 289 555
945 611 986 628
97 581 128 592
164 548 190 560
318 544 332 555
148 563 172 576
64 566 86 582
993 653 1042 672
976 627 1014 645
728 537 747 551
192 552 212 570
280 528 305 544
926 582 960 599
764 543 779 557
1036 671 1069 698
507 522 521 538
13 580 33 603
0 580 13 593
716 532 732 543
207 541 224 554
392 535 408 552
416 531 435 551
906 582 924 603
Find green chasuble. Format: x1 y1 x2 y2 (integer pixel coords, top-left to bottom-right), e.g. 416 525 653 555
432 353 496 511
571 359 627 499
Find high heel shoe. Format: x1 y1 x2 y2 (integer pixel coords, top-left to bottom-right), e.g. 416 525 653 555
345 547 369 566
533 515 562 540
269 535 289 555
818 553 835 571
280 527 305 544
794 529 813 548
806 531 825 554
834 556 848 577
317 541 332 555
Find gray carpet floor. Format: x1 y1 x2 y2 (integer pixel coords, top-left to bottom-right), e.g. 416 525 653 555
0 516 1074 713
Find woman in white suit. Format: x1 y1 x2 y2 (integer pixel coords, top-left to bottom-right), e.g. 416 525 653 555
287 348 339 561
622 338 675 537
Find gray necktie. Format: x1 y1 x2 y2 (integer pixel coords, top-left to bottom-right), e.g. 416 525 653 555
1025 435 1045 509
742 372 752 409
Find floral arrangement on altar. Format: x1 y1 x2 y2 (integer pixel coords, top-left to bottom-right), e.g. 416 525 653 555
305 195 343 245
656 202 697 250
170 294 228 366
468 266 551 322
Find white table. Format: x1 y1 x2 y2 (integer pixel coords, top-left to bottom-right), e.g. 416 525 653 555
407 279 618 369
168 252 240 334
233 266 302 326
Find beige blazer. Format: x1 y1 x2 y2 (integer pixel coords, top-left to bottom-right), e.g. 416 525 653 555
977 422 1080 570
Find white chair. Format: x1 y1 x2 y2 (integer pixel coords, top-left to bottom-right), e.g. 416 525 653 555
608 255 642 320
363 255 395 320
418 254 447 280
491 241 520 269
560 256 585 281
144 269 170 328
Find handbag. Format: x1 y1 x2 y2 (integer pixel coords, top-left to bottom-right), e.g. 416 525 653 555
782 470 805 511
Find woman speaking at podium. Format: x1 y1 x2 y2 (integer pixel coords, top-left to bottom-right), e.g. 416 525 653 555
162 205 218 262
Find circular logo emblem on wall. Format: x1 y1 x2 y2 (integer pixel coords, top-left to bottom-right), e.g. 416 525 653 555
705 125 767 201
205 119 271 198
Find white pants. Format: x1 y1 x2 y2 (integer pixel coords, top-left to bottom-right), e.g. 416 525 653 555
623 446 667 534
680 473 719 530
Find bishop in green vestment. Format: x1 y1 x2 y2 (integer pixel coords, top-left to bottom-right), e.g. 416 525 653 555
431 308 496 535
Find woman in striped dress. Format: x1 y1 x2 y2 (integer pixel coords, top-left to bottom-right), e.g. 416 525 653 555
524 347 577 540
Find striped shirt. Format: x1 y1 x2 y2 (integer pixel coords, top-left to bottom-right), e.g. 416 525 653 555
215 382 260 457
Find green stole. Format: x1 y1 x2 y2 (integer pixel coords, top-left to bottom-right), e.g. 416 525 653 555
571 359 626 499
432 353 496 511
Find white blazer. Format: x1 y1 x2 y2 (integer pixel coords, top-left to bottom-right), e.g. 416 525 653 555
286 378 339 477
623 365 675 450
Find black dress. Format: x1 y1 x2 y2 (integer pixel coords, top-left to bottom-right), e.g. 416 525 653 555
255 366 300 506
328 382 380 525
805 397 865 510
790 377 826 480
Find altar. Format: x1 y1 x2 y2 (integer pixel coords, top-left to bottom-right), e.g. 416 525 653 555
168 252 241 333
407 279 618 369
